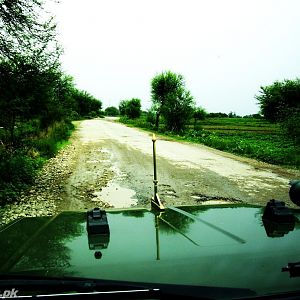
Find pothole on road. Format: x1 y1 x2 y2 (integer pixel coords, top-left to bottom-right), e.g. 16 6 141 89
92 182 138 208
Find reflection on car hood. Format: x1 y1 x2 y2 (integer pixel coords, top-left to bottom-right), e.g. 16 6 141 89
1 204 300 297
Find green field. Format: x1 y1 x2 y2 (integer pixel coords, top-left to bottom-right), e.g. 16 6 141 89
120 116 300 169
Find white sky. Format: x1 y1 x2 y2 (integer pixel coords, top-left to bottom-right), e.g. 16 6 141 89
50 0 300 115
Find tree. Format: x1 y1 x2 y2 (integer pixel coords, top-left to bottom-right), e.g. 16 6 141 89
194 107 207 121
125 98 141 119
0 0 61 68
0 0 63 143
119 100 128 116
0 57 63 142
118 98 141 119
256 79 300 144
71 89 102 117
105 106 119 116
151 71 195 132
256 79 300 122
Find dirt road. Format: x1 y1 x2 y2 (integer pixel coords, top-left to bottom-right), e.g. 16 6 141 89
1 118 299 225
60 118 299 210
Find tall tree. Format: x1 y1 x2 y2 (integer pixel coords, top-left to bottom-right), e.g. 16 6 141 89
151 71 194 132
0 0 61 67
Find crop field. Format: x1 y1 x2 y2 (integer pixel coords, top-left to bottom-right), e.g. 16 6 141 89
120 116 299 169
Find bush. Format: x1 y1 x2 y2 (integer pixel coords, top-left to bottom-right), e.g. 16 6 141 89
146 110 156 126
33 121 74 157
0 121 74 204
0 150 43 204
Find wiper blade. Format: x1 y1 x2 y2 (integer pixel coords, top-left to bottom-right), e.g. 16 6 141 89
0 274 155 290
0 275 160 299
0 274 256 299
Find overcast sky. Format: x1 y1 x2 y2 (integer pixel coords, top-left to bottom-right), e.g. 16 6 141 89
50 0 300 115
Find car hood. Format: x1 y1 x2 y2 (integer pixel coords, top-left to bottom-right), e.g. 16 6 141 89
1 204 300 297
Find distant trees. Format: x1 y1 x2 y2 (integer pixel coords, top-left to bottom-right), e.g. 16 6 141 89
194 107 207 121
105 106 119 116
71 89 102 118
207 112 228 118
151 71 194 132
256 79 300 144
118 98 141 119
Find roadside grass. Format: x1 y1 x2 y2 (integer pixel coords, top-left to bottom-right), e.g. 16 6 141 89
0 121 75 205
119 116 300 169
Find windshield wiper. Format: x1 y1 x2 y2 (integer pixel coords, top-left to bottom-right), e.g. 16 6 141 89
0 274 256 299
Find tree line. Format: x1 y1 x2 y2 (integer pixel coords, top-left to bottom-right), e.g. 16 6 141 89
116 70 299 146
0 0 102 203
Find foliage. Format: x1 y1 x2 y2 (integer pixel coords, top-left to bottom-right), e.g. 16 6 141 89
0 58 92 143
208 112 228 118
119 100 127 116
0 0 100 205
151 71 195 132
118 98 141 119
0 120 75 203
125 98 141 119
0 0 61 68
146 109 156 127
256 79 300 145
105 106 119 116
32 121 75 157
243 113 263 119
256 79 300 122
194 107 207 121
71 89 102 118
228 111 241 118
281 108 300 145
0 148 43 203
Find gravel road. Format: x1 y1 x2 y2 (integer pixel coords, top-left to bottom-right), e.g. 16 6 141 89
1 118 299 225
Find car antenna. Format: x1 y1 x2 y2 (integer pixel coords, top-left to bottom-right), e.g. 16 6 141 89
151 133 165 211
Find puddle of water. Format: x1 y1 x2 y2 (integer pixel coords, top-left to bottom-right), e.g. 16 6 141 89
93 183 137 208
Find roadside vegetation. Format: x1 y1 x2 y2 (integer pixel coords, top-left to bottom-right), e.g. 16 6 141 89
0 1 102 204
119 71 300 169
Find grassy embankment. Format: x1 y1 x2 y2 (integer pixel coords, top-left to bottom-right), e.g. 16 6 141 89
0 121 75 204
120 115 300 169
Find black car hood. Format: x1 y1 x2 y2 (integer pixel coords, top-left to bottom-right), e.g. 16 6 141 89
1 204 300 297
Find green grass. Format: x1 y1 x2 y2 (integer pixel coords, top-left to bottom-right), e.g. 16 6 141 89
0 121 75 205
119 116 300 169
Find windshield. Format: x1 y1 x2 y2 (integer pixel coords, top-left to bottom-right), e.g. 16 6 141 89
0 0 300 298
